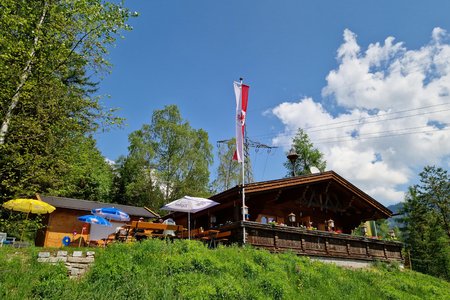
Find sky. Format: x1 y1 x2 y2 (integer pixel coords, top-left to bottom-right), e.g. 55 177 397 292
95 0 450 206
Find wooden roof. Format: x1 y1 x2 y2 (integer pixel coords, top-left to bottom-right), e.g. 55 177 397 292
211 171 392 219
39 195 158 218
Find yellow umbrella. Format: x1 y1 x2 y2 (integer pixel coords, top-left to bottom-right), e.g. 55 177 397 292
2 198 56 241
2 198 56 214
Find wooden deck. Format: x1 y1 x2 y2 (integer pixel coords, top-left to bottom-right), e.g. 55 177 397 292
216 221 403 262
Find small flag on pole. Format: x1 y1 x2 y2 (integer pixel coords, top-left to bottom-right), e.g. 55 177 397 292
233 81 249 162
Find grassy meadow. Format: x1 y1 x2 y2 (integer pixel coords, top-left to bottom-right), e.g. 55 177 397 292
0 239 449 299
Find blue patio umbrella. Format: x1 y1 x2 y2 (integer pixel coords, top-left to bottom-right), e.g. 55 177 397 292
77 215 112 226
91 207 130 222
77 215 112 247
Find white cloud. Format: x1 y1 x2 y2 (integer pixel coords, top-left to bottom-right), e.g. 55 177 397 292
270 28 450 206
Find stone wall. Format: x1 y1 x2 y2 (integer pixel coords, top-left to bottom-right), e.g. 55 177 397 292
37 250 95 279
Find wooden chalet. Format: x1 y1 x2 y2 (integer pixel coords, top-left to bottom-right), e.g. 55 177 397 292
36 195 158 247
170 171 403 266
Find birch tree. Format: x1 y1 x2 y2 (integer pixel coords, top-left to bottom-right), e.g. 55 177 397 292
0 0 134 200
0 0 135 145
113 105 213 209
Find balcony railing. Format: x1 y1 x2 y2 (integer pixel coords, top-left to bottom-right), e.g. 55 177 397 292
217 221 403 262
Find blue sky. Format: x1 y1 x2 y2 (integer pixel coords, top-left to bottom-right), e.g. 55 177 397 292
95 1 450 206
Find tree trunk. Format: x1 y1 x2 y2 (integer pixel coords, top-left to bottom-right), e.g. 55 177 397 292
0 2 48 145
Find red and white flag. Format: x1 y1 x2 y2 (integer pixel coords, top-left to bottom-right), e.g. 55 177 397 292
233 81 249 163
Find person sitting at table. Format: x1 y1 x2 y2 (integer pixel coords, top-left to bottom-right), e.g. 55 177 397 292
163 218 176 237
115 225 128 241
134 218 147 241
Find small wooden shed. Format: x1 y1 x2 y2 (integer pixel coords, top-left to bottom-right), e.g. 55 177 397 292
36 195 158 247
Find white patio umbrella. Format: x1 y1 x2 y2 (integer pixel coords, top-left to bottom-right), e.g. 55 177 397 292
161 196 219 239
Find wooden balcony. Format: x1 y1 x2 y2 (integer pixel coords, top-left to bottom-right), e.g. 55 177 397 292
216 221 403 263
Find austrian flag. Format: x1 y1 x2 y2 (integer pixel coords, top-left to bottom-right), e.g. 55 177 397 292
233 81 249 163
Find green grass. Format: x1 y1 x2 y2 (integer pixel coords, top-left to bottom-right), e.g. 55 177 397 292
1 240 449 299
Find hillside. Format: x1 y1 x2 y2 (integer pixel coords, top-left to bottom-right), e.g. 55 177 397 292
1 240 449 299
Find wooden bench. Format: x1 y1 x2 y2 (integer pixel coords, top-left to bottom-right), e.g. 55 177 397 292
179 228 203 239
128 221 184 239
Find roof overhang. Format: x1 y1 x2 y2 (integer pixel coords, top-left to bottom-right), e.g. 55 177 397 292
38 195 158 218
211 171 392 219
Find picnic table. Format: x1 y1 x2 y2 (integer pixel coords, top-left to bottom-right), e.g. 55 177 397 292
126 221 184 240
190 229 231 248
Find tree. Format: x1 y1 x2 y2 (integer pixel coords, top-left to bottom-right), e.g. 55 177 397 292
415 166 450 239
113 105 213 210
1 0 134 145
284 128 326 177
400 167 450 280
212 138 254 193
49 136 115 202
0 0 134 201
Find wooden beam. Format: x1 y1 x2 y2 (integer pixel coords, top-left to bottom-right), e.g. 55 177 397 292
267 190 283 203
319 194 323 211
346 196 355 209
301 185 309 202
324 193 330 210
325 181 331 193
307 190 316 207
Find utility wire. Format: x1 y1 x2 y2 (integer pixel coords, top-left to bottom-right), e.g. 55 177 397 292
249 102 450 140
271 126 450 147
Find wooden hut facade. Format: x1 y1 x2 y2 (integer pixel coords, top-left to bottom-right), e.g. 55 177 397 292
170 171 403 265
36 195 158 247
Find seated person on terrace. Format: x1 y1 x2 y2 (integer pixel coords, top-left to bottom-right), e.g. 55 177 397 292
115 225 129 241
134 217 147 241
163 218 176 237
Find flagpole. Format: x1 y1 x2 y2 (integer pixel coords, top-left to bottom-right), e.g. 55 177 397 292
240 78 246 245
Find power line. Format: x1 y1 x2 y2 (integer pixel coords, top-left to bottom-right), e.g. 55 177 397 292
249 102 450 140
313 123 449 143
217 137 278 159
217 133 278 183
272 126 450 147
309 108 450 133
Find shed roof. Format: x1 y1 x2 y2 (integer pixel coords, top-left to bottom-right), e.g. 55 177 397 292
39 195 158 218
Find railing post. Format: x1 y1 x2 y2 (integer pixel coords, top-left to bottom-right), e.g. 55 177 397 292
366 242 370 257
